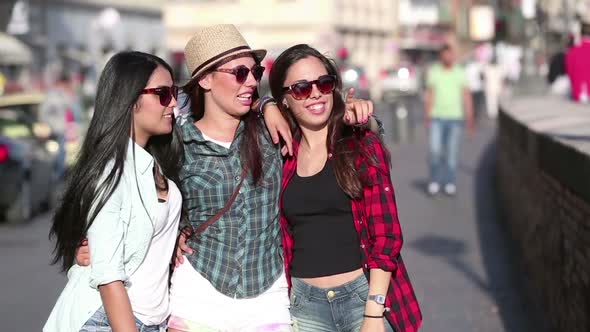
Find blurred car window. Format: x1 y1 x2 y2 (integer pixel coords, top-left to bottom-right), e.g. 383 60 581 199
0 109 33 138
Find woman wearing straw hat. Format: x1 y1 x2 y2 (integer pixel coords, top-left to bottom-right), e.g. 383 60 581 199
168 25 378 332
164 23 291 332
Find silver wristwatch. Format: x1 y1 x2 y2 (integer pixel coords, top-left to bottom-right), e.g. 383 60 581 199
367 294 386 305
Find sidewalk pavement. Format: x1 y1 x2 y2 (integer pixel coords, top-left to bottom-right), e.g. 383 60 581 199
381 112 536 332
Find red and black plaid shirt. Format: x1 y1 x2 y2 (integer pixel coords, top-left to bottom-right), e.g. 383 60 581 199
279 131 422 332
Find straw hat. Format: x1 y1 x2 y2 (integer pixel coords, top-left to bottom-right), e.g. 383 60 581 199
184 24 266 79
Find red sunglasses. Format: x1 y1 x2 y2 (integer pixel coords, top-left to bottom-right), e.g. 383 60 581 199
214 64 265 84
141 85 179 106
283 75 337 100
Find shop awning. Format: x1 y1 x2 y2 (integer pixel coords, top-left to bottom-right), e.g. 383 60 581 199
0 32 32 65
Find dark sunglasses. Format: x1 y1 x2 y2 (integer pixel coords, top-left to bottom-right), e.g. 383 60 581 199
282 75 337 100
214 64 265 84
141 85 179 106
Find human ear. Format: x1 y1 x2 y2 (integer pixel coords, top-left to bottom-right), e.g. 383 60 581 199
198 74 212 90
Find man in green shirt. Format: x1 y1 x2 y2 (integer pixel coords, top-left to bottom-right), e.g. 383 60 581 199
424 44 474 196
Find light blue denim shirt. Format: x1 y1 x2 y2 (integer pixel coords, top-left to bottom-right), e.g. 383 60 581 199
44 140 163 332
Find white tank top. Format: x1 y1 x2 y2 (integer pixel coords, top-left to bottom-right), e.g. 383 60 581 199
127 179 182 325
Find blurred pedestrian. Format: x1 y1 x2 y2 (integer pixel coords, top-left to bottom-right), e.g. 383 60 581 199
44 51 183 332
548 35 574 98
548 35 574 85
424 44 475 196
566 22 590 103
465 56 485 121
495 42 522 84
483 55 504 119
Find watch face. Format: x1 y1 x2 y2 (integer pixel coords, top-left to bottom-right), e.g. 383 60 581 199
369 294 386 304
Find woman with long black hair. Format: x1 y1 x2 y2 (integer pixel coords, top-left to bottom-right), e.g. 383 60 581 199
44 51 183 332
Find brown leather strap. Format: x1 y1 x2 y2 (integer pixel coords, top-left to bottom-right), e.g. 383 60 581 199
187 168 247 236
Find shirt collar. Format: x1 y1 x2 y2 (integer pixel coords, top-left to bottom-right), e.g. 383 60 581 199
180 114 244 148
127 139 154 174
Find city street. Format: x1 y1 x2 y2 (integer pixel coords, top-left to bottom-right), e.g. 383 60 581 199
1 0 588 331
0 104 536 331
381 105 534 332
0 209 65 331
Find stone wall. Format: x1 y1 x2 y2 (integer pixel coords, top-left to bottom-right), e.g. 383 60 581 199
496 96 590 332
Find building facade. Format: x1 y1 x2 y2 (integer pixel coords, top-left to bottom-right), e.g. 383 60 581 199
164 0 398 96
6 0 166 82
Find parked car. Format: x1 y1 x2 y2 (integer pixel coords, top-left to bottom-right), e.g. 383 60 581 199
339 64 371 100
0 93 63 223
380 62 423 103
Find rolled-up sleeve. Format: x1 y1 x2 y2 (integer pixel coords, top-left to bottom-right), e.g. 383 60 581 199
363 135 403 272
87 179 128 289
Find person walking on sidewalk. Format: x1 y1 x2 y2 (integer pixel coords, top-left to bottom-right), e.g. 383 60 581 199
424 44 475 196
566 22 590 103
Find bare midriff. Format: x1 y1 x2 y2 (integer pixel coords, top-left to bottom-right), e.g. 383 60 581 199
298 267 364 289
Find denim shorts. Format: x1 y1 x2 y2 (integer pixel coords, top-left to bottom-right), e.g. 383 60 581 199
290 274 394 332
79 307 167 332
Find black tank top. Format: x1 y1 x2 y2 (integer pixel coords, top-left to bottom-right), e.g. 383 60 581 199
282 159 362 278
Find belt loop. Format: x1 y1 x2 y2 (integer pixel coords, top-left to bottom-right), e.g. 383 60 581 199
304 279 313 300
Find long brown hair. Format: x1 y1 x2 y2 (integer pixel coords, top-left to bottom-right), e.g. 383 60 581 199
269 44 380 198
181 53 263 185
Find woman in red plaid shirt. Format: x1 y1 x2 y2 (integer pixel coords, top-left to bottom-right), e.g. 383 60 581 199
269 44 422 332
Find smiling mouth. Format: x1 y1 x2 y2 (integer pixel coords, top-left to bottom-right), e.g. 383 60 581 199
237 93 252 102
306 103 326 113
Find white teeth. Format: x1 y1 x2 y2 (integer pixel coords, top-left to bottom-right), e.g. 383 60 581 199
164 114 172 118
238 93 252 99
308 104 324 110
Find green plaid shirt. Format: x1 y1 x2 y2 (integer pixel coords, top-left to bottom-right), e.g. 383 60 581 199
178 115 283 298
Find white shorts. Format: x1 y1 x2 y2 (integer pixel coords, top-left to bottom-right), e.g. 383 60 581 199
168 257 292 332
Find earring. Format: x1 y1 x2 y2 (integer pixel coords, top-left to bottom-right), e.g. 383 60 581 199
282 101 289 109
